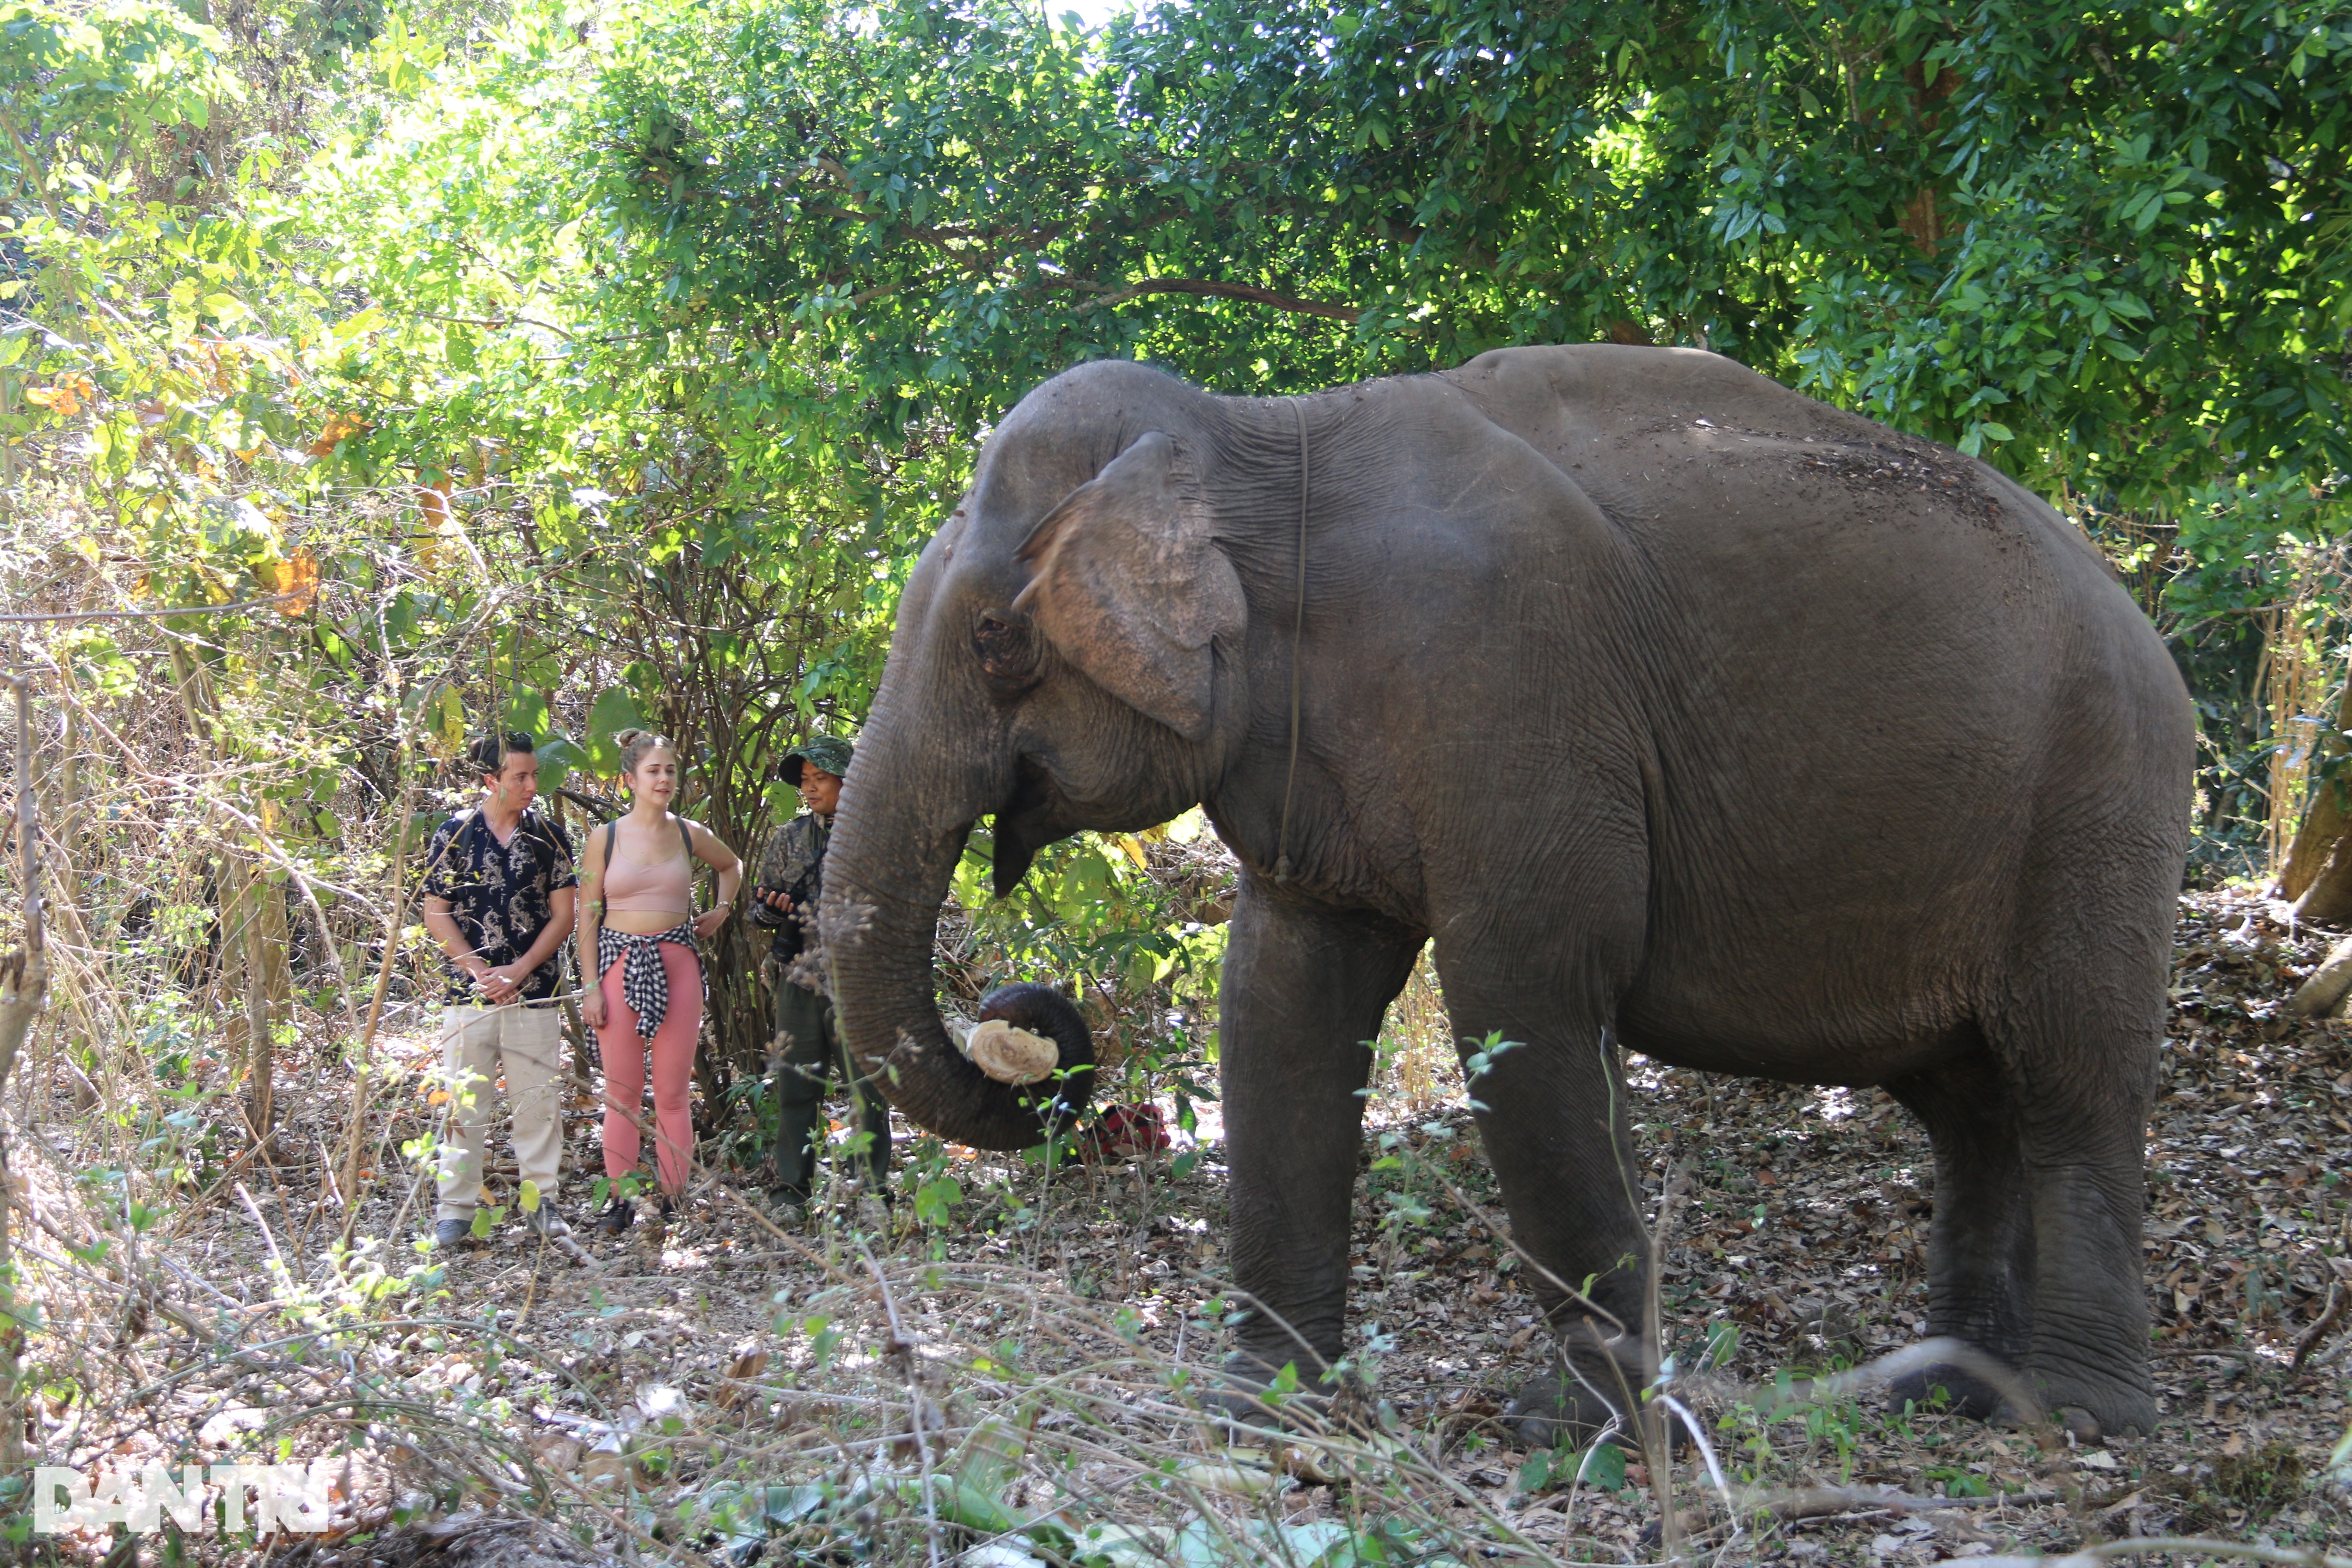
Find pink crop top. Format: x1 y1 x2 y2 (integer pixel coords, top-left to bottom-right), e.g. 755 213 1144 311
602 820 695 914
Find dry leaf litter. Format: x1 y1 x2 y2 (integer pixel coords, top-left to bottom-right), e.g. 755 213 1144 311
18 887 2352 1566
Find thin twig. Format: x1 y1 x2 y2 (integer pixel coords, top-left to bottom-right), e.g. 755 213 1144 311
857 1235 943 1568
1753 1484 2062 1520
2292 1279 2343 1368
233 1181 293 1300
0 592 300 625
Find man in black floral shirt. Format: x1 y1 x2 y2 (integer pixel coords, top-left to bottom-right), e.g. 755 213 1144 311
418 732 579 1248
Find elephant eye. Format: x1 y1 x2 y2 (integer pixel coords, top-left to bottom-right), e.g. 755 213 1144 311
974 613 1037 683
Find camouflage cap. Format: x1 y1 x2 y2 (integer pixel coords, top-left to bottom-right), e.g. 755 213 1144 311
781 735 854 787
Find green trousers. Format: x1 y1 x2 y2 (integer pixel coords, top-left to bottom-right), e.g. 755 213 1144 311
771 980 891 1197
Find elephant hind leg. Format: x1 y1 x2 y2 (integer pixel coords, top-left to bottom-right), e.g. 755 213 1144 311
1982 992 2160 1439
1886 1047 2037 1421
1959 744 2179 1440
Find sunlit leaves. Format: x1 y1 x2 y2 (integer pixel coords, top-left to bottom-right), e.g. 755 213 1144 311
583 689 643 774
0 0 249 214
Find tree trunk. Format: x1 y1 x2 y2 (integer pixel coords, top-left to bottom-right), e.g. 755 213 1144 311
221 848 290 1144
0 946 40 1468
2288 933 2352 1019
2280 678 2352 926
2293 839 2352 927
171 636 291 1138
0 672 49 1468
244 893 275 1139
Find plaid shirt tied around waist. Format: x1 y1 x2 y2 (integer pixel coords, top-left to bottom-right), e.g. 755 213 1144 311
597 922 700 1041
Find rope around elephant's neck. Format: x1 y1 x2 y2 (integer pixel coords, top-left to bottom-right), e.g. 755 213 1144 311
1273 398 1308 884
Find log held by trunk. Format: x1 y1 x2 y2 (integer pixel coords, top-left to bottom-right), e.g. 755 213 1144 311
966 1018 1061 1084
823 824 1096 1150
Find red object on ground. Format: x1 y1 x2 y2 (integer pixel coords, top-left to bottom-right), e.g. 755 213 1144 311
1080 1103 1171 1163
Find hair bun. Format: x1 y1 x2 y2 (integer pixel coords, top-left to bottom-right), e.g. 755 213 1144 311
613 726 675 778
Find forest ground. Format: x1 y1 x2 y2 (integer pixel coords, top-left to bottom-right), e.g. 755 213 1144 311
22 884 2352 1567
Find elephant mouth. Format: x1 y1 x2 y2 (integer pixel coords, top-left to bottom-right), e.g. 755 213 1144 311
989 758 1079 896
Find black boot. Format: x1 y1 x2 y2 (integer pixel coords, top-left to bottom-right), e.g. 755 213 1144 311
596 1196 634 1236
775 1088 824 1200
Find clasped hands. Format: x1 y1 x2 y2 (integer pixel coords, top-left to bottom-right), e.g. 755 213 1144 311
463 957 531 1007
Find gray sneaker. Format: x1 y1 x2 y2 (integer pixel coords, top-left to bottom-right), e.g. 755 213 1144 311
523 1207 570 1239
432 1218 472 1250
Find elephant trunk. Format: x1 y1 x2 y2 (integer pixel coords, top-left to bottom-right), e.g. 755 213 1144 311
819 736 1091 1151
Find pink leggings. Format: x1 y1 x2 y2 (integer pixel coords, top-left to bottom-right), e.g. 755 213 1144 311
596 943 700 1195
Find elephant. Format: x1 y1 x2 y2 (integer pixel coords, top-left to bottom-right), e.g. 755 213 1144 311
816 344 2193 1442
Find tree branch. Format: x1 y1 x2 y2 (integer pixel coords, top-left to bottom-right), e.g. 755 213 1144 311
1059 275 1361 322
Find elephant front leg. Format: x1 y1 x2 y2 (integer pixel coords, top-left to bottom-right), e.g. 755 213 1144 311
1212 880 1421 1421
1437 991 1651 1448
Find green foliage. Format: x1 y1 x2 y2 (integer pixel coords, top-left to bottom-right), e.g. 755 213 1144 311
582 0 2349 521
698 1452 1488 1568
951 818 1227 1023
0 0 249 218
1458 1033 1522 1113
1518 1436 1628 1495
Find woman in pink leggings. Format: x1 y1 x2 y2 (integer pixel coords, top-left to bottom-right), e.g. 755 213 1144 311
577 728 742 1234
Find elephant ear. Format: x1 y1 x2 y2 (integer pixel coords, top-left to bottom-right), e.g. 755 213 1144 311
1012 430 1245 743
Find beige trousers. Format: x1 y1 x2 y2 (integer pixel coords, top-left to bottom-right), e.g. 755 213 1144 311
433 1003 566 1222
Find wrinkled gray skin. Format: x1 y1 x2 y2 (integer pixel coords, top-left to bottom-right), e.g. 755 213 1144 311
818 346 2193 1442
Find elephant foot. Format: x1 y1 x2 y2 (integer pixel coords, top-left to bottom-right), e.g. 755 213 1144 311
2022 1362 2154 1441
1888 1360 2008 1421
1889 1348 2151 1439
1503 1352 1651 1450
2053 1406 2108 1443
1196 1350 1352 1436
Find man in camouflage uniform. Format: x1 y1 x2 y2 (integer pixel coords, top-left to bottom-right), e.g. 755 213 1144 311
753 735 890 1211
